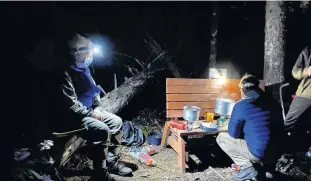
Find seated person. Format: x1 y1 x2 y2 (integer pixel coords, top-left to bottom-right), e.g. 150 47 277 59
53 34 132 180
216 74 282 181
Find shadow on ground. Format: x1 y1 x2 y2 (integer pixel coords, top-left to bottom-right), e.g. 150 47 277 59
184 135 311 181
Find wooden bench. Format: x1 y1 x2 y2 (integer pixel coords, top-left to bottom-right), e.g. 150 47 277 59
161 78 265 173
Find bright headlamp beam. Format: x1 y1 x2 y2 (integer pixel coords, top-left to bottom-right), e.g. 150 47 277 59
93 47 100 54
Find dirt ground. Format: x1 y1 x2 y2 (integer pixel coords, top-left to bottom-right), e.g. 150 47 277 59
65 110 310 181
67 145 234 181
66 144 311 181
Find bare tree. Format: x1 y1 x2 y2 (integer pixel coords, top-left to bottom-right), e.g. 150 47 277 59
208 2 220 70
264 1 286 99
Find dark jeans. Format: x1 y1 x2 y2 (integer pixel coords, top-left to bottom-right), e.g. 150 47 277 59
81 110 123 145
284 96 311 152
285 96 311 131
70 111 123 163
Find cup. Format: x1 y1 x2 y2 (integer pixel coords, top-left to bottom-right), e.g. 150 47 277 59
205 112 214 122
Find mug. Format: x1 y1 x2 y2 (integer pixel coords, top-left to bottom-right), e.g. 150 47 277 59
204 112 214 122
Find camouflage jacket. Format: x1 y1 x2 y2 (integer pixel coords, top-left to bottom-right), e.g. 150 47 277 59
292 47 311 98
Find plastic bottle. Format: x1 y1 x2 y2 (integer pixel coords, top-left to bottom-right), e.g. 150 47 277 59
218 116 225 127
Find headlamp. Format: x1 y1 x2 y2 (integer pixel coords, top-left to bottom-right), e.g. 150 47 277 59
92 45 102 55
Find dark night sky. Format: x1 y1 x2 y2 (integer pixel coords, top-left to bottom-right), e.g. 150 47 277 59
4 2 310 77
2 1 311 100
1 1 310 137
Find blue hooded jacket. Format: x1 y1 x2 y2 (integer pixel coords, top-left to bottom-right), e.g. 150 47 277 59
228 89 273 159
68 65 101 108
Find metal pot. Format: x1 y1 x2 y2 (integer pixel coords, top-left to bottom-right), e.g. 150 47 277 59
183 106 201 122
214 98 235 116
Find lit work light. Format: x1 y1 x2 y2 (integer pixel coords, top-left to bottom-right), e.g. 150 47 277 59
209 68 227 85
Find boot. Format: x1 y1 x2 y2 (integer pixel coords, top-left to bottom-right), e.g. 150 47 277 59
232 166 258 181
106 134 134 177
106 151 133 176
91 161 116 181
89 169 116 181
88 144 116 181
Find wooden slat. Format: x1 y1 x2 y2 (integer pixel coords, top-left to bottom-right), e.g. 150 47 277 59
166 78 265 90
166 109 214 118
167 101 215 109
167 135 179 152
166 93 240 102
166 78 241 86
165 79 265 119
166 85 241 94
166 86 220 94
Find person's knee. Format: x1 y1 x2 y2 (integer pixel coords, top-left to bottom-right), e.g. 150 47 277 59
82 117 110 142
82 117 109 130
217 133 234 153
113 115 123 129
216 132 228 145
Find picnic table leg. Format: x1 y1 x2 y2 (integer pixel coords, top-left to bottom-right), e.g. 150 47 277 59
161 122 170 148
177 136 186 173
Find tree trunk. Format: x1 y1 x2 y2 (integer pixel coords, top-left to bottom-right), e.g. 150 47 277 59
264 1 286 100
208 2 219 71
99 32 169 112
98 69 162 113
168 61 184 78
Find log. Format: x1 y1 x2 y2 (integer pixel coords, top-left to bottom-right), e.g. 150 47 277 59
97 31 169 113
99 71 150 113
98 68 165 114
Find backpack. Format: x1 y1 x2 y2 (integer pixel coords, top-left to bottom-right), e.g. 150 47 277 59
121 121 145 147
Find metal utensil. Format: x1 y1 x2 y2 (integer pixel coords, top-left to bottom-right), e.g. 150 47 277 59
214 98 235 116
183 105 201 122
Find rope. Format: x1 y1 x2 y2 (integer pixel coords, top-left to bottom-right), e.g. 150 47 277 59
52 128 86 138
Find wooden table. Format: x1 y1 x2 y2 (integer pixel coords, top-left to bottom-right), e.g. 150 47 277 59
161 120 228 173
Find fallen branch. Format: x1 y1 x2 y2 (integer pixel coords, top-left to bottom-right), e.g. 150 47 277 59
115 52 145 69
141 28 184 78
137 174 151 178
133 68 139 74
147 52 165 68
151 52 165 64
125 65 135 76
97 85 107 95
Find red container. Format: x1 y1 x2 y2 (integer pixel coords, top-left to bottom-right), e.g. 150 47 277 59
168 120 186 130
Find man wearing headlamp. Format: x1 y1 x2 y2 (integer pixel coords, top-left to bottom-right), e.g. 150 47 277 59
58 34 132 180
